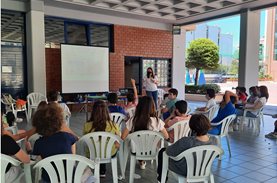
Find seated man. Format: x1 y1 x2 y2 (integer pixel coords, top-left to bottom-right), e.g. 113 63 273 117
161 88 178 121
208 91 237 135
196 89 217 111
107 93 127 116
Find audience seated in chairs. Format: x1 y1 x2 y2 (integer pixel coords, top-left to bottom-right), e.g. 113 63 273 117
156 114 217 182
107 93 127 116
209 91 237 135
236 85 269 129
83 100 120 178
164 100 191 143
1 120 30 183
161 88 179 121
195 89 217 112
121 96 169 170
31 103 78 183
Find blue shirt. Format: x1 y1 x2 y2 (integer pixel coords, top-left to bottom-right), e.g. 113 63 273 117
33 132 78 181
108 105 127 116
210 101 236 134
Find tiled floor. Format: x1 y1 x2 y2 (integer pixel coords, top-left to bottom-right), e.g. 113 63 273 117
18 101 277 183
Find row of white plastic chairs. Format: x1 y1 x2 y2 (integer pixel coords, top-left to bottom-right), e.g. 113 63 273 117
1 130 224 183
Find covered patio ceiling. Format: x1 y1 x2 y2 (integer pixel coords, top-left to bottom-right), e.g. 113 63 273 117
47 0 277 24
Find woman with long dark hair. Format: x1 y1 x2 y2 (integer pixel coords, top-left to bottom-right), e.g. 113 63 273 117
143 67 158 109
83 100 120 177
121 96 169 169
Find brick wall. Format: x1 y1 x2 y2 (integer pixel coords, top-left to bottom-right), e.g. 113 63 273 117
45 25 173 93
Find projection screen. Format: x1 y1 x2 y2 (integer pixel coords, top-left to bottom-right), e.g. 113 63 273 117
61 44 109 93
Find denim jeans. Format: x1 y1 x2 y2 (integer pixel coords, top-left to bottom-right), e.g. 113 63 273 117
146 90 158 109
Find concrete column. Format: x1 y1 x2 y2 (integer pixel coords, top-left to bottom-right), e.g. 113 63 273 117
238 10 260 90
26 0 46 95
172 27 186 100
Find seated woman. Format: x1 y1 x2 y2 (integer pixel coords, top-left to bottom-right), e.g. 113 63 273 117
164 100 191 143
235 87 248 104
1 121 30 183
236 85 269 118
156 114 217 182
196 89 217 111
83 100 120 177
31 103 78 183
121 96 169 169
209 91 237 135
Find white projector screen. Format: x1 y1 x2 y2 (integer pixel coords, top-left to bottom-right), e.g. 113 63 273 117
61 44 109 93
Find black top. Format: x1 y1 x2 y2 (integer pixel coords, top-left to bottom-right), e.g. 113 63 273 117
1 135 21 172
1 135 20 155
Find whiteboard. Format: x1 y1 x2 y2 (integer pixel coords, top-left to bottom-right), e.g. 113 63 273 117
61 44 109 93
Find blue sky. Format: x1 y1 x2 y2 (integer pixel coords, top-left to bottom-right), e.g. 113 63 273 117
204 10 265 50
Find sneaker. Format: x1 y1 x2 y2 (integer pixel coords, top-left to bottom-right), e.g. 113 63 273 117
139 161 146 170
265 132 277 139
100 174 106 178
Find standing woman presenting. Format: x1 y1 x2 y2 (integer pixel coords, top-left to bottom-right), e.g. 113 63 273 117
144 67 158 109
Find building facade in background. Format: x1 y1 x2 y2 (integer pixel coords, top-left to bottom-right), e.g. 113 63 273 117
264 7 277 81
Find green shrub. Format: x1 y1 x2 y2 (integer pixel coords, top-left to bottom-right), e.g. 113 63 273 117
185 84 221 94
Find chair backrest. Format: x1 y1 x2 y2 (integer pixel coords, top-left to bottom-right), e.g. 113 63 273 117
126 130 164 159
206 105 219 121
78 132 121 161
167 120 190 143
4 125 18 135
169 145 223 181
110 112 126 129
219 114 236 136
28 133 42 148
33 154 97 183
27 92 47 108
126 107 136 118
1 154 22 183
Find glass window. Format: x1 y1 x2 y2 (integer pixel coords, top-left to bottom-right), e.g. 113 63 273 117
66 23 87 45
90 24 109 47
142 58 171 87
1 10 26 98
45 17 65 48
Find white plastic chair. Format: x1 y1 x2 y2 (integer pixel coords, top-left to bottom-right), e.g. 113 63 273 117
208 114 236 158
1 93 26 122
126 130 164 183
161 145 223 183
126 107 136 118
28 133 42 149
1 154 32 183
194 105 219 121
26 92 47 123
238 108 263 134
33 154 99 183
166 120 190 145
110 112 127 132
78 132 122 183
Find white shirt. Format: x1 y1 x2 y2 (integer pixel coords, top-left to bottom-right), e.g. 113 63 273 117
206 98 217 109
126 117 165 132
144 76 158 91
245 97 267 115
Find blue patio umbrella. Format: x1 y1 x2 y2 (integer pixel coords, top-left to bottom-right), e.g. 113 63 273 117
198 70 206 85
185 70 191 84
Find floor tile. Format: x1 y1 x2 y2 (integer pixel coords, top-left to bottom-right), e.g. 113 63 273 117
244 171 272 182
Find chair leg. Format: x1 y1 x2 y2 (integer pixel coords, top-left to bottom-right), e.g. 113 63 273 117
129 155 136 183
111 158 118 183
226 136 231 157
161 152 169 183
216 137 222 160
178 176 185 183
210 174 215 183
